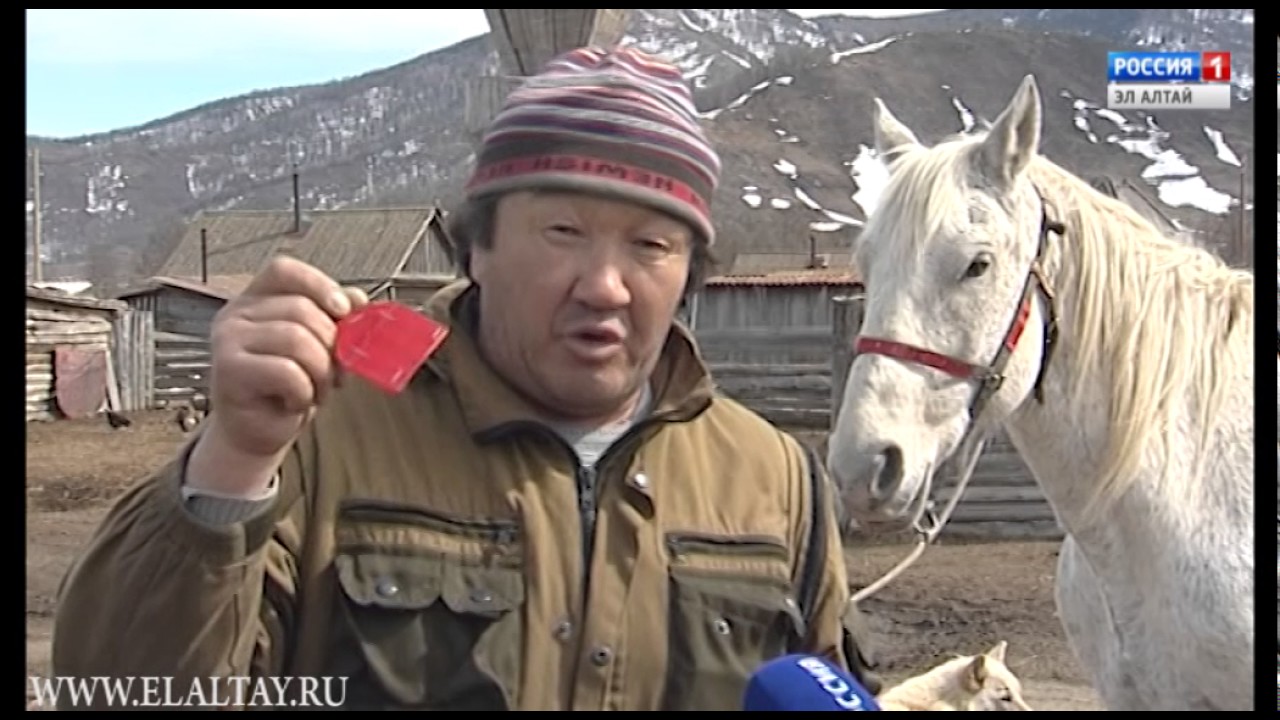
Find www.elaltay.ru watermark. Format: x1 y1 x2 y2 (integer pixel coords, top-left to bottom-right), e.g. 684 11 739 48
27 675 348 709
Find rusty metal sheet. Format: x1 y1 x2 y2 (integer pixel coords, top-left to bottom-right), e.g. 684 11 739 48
54 346 107 420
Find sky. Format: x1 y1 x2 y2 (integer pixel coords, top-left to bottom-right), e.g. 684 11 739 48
25 9 944 139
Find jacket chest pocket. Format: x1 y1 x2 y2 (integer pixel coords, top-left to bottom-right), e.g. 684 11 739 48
660 532 806 711
327 502 525 710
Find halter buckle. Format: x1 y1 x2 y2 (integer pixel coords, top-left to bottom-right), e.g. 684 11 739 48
975 369 1005 393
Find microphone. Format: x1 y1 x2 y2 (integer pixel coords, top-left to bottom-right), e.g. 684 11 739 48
742 653 881 711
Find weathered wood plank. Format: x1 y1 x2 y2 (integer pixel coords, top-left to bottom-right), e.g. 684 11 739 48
830 293 864 430
696 327 832 345
937 520 1065 540
754 407 830 428
156 375 209 391
25 319 110 334
27 307 114 323
937 486 1051 504
709 363 830 377
716 374 830 393
718 391 830 409
26 334 111 347
948 503 1059 524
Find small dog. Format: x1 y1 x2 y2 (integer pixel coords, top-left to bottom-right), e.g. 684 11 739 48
877 640 1034 711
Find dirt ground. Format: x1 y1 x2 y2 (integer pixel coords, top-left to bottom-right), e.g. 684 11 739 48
26 411 1102 710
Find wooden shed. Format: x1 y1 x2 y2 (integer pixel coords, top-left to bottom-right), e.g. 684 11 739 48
116 274 253 337
26 287 127 422
689 269 861 365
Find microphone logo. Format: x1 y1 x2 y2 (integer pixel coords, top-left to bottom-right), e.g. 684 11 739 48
796 656 876 711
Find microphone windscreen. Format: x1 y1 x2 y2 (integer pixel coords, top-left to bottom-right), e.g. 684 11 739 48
742 653 881 711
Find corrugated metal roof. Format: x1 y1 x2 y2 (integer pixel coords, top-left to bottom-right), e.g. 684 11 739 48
731 252 856 273
704 268 861 287
157 206 450 283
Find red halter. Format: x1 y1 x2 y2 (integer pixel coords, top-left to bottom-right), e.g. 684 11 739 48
852 206 1064 420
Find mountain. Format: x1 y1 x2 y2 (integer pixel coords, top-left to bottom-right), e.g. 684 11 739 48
24 9 1256 291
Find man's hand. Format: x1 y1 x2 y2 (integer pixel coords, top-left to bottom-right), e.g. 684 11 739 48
185 256 368 497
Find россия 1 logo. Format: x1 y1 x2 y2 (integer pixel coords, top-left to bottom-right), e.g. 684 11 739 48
1106 50 1231 111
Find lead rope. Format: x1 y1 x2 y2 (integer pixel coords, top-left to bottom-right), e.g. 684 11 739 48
851 429 988 604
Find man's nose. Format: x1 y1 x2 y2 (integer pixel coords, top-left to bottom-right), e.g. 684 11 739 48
572 249 631 309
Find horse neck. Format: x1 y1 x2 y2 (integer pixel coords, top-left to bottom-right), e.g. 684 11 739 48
998 204 1251 546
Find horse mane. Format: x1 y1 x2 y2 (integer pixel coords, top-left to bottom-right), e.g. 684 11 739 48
861 133 1255 518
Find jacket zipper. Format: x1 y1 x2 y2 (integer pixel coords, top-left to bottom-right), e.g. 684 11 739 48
479 403 707 705
576 463 597 582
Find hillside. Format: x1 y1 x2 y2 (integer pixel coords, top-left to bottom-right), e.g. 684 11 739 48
24 9 1256 290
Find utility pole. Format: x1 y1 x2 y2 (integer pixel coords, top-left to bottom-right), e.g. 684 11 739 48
31 147 42 284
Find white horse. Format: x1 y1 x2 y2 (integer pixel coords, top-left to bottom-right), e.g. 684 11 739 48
827 74 1254 711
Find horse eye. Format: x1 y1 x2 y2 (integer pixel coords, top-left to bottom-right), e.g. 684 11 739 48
964 253 993 279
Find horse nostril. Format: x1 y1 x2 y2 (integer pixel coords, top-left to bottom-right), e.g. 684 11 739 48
869 444 904 501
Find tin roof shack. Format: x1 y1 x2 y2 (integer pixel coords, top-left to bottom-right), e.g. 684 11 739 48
116 274 253 338
156 205 456 288
26 287 126 422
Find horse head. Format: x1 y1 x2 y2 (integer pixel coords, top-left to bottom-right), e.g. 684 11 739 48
828 74 1058 530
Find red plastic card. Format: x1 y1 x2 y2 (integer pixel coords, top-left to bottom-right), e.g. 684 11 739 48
334 301 449 394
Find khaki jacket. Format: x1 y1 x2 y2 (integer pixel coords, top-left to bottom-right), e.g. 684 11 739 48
51 281 878 711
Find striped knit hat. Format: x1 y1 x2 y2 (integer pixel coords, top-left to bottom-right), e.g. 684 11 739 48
465 46 722 245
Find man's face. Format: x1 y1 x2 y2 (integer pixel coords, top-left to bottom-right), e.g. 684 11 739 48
471 190 694 425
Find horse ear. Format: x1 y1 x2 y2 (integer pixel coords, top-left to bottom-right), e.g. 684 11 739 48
976 74 1041 189
986 640 1008 663
873 97 921 165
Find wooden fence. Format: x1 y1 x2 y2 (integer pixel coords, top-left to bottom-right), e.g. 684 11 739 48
697 293 1064 541
709 362 832 429
154 332 210 408
111 310 154 412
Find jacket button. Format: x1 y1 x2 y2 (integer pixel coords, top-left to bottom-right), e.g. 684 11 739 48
589 646 613 667
553 619 574 642
470 588 492 604
375 579 399 598
711 618 731 635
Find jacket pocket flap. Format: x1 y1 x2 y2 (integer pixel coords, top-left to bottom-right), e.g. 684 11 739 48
440 564 524 616
334 552 444 610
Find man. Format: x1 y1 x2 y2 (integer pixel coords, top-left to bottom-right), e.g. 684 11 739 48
51 46 878 711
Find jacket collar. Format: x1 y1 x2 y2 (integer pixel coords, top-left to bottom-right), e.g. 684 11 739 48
415 280 716 438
